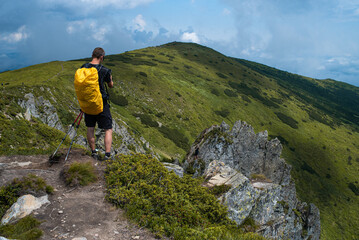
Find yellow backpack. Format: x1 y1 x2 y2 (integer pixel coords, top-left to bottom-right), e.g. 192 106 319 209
74 66 103 115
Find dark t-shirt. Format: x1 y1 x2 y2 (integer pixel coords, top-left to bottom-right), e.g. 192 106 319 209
81 63 112 100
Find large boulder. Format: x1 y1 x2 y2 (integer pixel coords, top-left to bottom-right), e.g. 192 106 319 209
184 121 320 240
1 194 50 225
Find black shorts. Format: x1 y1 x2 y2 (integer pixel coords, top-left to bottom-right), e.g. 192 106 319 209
84 102 112 129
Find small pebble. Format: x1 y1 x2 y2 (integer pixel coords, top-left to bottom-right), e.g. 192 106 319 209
58 210 64 214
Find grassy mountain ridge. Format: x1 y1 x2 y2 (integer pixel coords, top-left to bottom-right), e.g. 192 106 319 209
0 42 358 239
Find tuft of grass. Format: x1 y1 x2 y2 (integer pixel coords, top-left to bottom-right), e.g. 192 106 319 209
62 161 97 187
250 174 270 182
207 184 232 197
105 154 265 240
0 215 43 240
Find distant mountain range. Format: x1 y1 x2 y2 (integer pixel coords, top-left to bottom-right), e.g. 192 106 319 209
0 42 358 239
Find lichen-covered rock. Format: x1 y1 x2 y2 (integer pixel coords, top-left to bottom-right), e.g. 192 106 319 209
18 93 64 131
184 121 320 240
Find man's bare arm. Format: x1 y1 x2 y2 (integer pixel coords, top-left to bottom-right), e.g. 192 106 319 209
107 75 114 88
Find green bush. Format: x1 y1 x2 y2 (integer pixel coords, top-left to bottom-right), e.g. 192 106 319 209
215 109 230 118
208 184 232 197
105 154 265 240
138 71 147 77
348 183 359 196
275 112 299 129
211 88 220 96
110 94 129 106
0 215 42 240
216 72 228 79
133 113 159 127
224 89 238 97
300 162 318 176
62 161 97 187
158 126 190 150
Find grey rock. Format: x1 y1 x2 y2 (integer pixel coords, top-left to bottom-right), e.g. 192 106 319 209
163 162 184 177
18 93 64 131
0 237 12 240
185 121 320 240
1 194 50 225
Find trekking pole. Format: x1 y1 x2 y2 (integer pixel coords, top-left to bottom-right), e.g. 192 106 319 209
49 111 83 162
64 111 84 162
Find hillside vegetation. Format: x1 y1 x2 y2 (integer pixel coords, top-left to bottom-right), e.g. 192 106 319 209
0 42 358 239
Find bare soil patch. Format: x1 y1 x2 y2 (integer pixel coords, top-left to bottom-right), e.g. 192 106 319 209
0 148 158 240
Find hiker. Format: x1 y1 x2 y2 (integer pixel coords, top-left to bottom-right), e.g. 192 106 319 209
77 47 114 160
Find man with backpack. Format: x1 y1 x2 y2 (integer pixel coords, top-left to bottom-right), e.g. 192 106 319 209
74 47 114 160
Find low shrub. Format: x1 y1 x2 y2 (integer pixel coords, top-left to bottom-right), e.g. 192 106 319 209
348 183 359 196
216 72 228 79
158 126 190 150
62 162 97 187
214 109 230 118
224 89 238 98
211 88 220 96
300 162 318 176
133 113 159 128
110 94 129 106
105 154 265 240
208 184 232 197
138 72 148 77
275 112 298 129
0 215 42 240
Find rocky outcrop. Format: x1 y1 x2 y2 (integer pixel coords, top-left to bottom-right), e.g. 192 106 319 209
1 194 50 225
17 93 155 157
18 93 64 131
184 120 320 240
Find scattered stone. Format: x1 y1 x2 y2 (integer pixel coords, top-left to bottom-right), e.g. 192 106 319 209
1 194 50 225
58 210 64 214
72 238 87 240
132 236 140 240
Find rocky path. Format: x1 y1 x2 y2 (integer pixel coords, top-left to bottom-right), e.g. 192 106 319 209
0 149 157 240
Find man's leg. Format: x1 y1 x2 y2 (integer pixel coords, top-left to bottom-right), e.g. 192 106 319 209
87 127 96 151
104 128 113 153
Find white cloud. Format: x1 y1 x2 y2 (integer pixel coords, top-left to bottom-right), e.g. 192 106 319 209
133 14 147 31
222 8 231 15
0 26 29 43
40 0 156 12
66 20 110 43
181 32 200 43
326 57 350 65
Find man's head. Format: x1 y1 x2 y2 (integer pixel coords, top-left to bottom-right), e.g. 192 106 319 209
92 47 105 61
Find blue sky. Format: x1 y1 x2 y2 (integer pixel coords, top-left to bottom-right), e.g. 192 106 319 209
1 0 359 86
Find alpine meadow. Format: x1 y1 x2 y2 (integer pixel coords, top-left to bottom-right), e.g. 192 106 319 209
0 42 358 239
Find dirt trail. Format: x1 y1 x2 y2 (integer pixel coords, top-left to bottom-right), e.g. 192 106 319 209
0 149 157 240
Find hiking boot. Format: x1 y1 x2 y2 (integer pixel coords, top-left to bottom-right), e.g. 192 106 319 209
103 154 114 161
91 150 99 160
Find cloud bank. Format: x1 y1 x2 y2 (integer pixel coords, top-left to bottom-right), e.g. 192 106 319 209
0 0 358 86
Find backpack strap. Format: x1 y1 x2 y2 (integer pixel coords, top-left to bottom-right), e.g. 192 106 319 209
97 65 110 101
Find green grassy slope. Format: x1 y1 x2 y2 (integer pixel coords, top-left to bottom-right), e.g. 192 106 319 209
0 42 358 239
